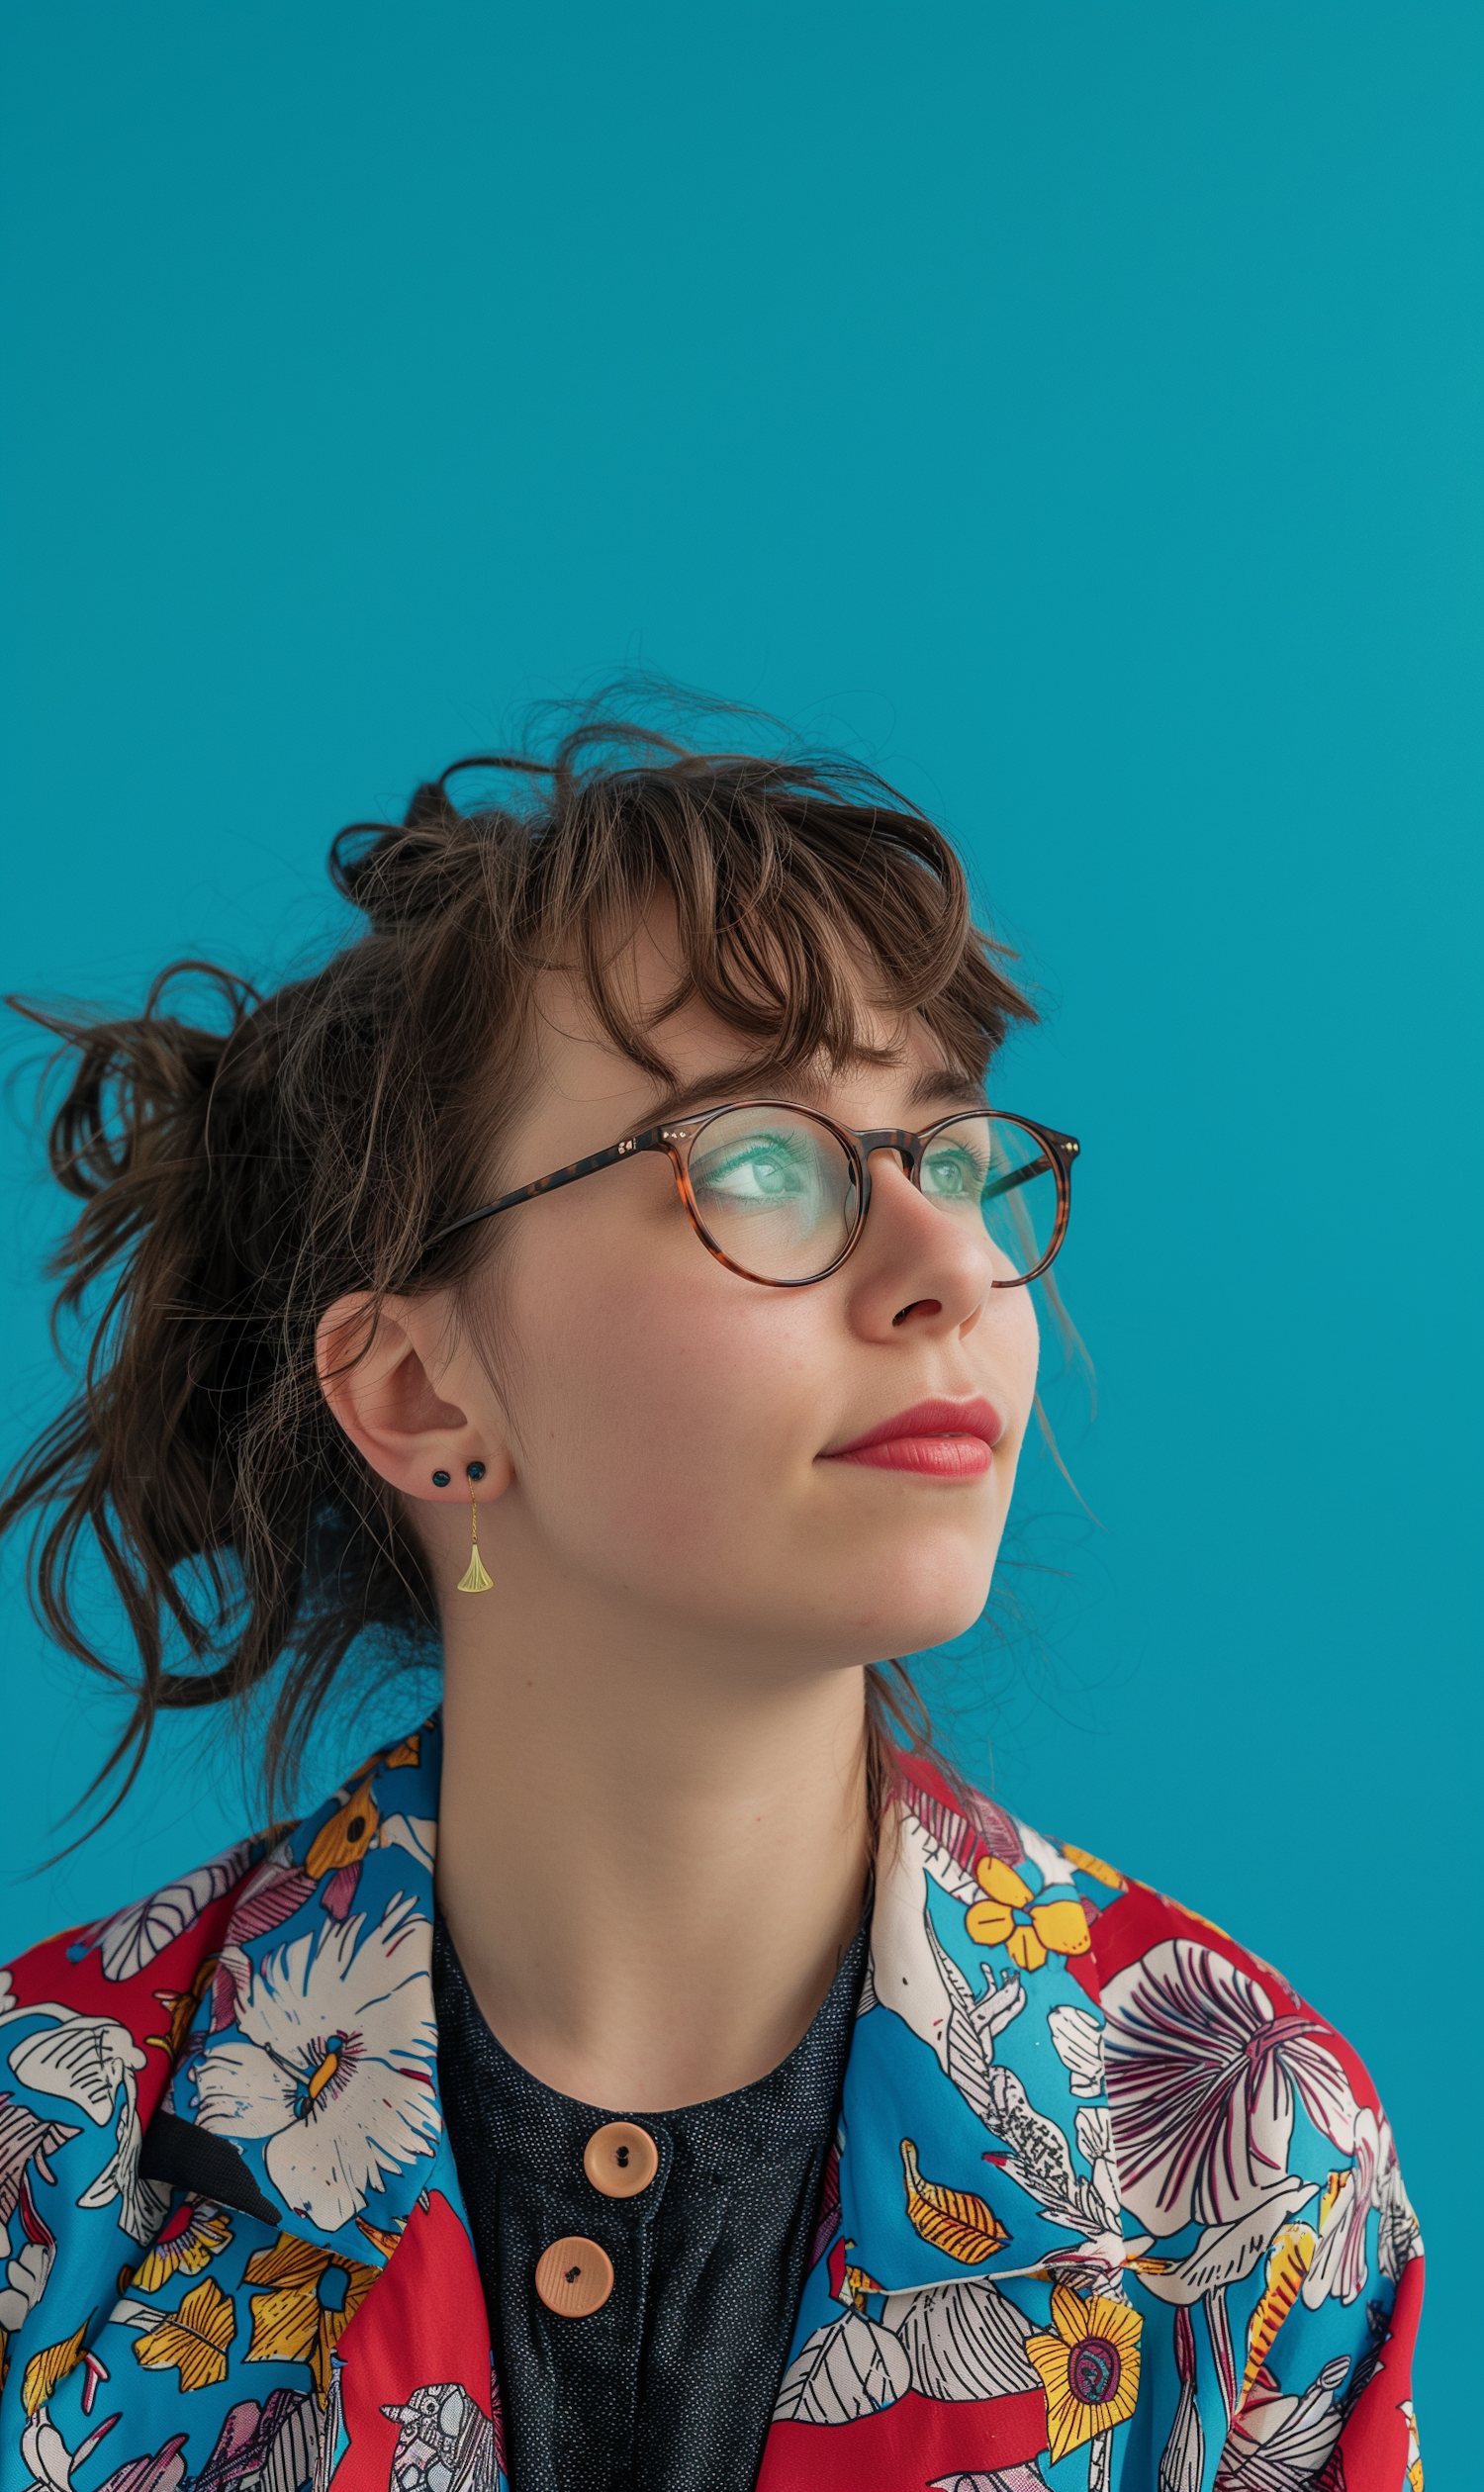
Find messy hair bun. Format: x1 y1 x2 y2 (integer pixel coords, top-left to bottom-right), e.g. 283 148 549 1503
1 708 1034 1826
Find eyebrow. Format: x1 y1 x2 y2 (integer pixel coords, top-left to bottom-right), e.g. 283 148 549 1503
640 1059 986 1128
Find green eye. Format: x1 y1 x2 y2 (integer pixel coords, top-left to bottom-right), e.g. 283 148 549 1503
693 1132 813 1203
922 1142 988 1202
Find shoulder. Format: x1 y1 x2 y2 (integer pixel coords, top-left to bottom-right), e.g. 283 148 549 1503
0 1719 439 2037
0 1831 266 2059
892 1757 1424 2481
1056 1834 1393 2176
896 1750 1394 2136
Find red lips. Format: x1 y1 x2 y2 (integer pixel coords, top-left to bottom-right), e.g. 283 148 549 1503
820 1396 1003 1479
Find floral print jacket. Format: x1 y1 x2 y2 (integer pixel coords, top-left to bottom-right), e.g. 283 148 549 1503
0 1720 1422 2492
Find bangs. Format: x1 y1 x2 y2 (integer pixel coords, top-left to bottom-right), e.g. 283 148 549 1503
394 740 1036 1096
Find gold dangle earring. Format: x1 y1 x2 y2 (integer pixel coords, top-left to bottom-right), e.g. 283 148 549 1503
457 1460 493 1595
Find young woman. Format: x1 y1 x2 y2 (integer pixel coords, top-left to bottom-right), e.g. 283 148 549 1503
0 721 1422 2492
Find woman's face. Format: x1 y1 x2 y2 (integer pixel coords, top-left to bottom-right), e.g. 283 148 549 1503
451 916 1042 1675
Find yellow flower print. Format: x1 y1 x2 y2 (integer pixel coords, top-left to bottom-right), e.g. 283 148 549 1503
129 2200 233 2293
966 1856 1092 1974
130 2278 236 2393
1401 2396 1423 2491
243 2232 377 2400
1025 2284 1142 2463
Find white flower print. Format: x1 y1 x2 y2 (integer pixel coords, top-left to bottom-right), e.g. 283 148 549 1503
1300 2105 1379 2309
1375 2114 1424 2279
0 2173 57 2333
774 2311 912 2423
1049 2004 1106 2099
191 1891 438 2233
19 2408 119 2492
6 2008 166 2243
1136 2173 1319 2304
377 1814 436 1874
1213 2353 1349 2490
1100 1939 1357 2237
7 2016 146 2125
871 1809 984 2072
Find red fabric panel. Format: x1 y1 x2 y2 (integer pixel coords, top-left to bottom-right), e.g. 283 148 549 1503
6 1902 243 2125
756 2387 1048 2489
332 2191 494 2490
1333 2255 1425 2490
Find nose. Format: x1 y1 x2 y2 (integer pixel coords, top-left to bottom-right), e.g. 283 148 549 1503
844 1146 993 1339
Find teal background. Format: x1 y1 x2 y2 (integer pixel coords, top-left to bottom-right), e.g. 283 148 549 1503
1 3 1477 2470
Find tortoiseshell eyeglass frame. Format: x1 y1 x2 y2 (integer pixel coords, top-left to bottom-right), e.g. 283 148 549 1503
423 1100 1080 1291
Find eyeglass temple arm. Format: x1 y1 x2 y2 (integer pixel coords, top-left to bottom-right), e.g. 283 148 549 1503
424 1129 671 1247
978 1151 1053 1204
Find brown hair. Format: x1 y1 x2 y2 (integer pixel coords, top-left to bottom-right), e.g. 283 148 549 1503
1 707 1035 1828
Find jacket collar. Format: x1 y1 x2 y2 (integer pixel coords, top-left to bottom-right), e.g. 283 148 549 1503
167 1720 1135 2293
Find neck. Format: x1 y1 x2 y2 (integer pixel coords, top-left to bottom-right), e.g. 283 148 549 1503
435 1586 872 2111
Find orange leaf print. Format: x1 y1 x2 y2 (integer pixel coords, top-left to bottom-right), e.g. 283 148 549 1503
306 1775 381 1879
150 1953 220 2061
354 2215 404 2261
132 2277 236 2392
1240 2224 1316 2405
900 2139 1010 2264
22 2321 87 2416
1060 1841 1127 1892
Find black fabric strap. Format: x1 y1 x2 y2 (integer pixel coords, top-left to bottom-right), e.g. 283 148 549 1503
139 2108 281 2228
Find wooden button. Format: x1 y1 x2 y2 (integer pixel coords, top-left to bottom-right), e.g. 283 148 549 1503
533 2236 614 2318
583 2120 659 2199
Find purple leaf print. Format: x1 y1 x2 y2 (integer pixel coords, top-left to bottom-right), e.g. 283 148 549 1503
93 2437 189 2492
1158 2304 1204 2492
227 1861 319 1946
193 2390 319 2492
322 1863 363 1922
810 2140 842 2269
907 1781 1022 1879
0 2092 81 2224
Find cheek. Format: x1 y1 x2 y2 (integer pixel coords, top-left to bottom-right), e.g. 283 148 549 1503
500 1225 820 1554
992 1286 1042 1444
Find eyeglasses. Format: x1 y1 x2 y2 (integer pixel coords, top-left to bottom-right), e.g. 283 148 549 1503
425 1100 1079 1290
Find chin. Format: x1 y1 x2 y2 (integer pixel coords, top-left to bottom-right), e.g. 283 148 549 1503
848 1545 999 1663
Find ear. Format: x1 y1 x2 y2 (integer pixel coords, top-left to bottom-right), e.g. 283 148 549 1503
316 1292 515 1502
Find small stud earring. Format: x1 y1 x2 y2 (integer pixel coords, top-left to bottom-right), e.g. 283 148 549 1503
457 1461 493 1595
431 1470 451 1488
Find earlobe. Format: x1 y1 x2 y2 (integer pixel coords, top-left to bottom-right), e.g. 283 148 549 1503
314 1291 515 1502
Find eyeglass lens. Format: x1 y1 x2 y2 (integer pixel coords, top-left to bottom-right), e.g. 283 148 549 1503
684 1107 1059 1284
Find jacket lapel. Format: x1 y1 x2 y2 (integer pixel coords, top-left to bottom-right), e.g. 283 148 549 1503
164 1720 466 2281
758 1762 1140 2489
